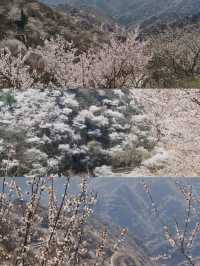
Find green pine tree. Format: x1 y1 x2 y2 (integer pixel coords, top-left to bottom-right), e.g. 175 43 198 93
16 9 28 32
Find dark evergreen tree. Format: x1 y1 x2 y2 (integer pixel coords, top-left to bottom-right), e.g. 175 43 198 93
15 9 28 32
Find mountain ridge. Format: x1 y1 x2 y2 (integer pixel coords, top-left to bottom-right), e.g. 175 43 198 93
50 0 200 27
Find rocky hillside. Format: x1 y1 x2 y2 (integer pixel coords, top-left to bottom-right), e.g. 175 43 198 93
0 0 118 50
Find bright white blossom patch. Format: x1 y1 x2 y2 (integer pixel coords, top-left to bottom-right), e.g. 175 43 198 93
0 88 155 176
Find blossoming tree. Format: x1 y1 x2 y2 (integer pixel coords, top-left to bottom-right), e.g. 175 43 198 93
0 33 150 89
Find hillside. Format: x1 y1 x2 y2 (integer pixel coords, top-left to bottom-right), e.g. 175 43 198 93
0 0 118 50
1 0 200 89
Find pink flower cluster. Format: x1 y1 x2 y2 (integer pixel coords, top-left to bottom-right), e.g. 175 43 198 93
0 33 150 89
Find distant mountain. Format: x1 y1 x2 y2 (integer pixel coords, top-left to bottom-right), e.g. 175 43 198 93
49 0 200 27
90 177 200 265
139 10 200 38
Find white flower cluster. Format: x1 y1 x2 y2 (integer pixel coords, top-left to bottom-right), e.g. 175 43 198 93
0 88 156 176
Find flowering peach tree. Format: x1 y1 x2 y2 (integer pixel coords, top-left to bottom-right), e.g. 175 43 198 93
0 33 150 89
0 48 34 90
0 174 128 266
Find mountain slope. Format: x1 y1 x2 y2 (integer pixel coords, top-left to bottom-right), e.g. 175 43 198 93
0 0 118 50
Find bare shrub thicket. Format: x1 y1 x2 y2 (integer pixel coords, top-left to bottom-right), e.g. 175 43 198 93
149 28 200 87
0 171 127 265
0 33 150 90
